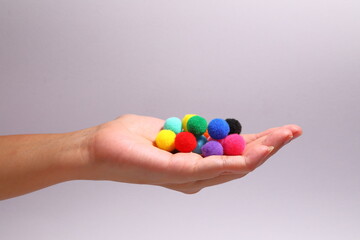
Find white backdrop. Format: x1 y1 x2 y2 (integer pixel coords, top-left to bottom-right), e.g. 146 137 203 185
1 1 359 239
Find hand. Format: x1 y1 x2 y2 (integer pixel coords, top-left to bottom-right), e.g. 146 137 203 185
85 114 302 194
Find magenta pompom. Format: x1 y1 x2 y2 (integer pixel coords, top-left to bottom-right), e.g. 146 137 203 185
222 134 246 155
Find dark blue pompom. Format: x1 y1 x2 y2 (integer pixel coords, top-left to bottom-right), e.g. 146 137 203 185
207 118 230 140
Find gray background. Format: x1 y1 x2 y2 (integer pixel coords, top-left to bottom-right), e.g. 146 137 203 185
1 0 359 239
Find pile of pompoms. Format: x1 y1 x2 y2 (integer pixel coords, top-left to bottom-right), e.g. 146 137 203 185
155 114 245 157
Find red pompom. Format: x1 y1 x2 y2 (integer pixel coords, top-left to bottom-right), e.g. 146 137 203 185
175 132 197 152
222 134 246 155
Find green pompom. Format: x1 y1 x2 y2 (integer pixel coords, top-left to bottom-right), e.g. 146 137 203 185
187 116 207 136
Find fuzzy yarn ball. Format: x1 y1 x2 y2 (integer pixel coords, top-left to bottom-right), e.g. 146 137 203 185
187 115 207 136
182 114 197 132
201 140 224 157
225 118 242 134
175 132 197 152
155 129 176 152
222 134 246 155
203 129 210 139
164 117 182 134
207 118 230 140
193 135 208 154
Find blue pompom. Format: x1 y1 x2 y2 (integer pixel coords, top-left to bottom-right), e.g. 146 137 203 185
193 135 208 154
208 118 230 140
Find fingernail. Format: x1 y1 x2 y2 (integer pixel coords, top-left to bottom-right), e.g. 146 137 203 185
268 146 275 154
255 146 274 168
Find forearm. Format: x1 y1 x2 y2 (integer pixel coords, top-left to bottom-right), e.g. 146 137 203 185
0 129 92 200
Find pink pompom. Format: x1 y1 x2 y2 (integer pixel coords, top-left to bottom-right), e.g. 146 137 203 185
222 134 246 155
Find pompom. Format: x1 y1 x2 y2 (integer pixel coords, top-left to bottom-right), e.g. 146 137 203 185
182 114 196 132
193 135 208 154
155 130 176 152
222 134 246 155
175 132 197 152
156 115 245 156
207 118 230 140
164 117 182 134
201 141 224 157
225 118 242 134
203 129 210 139
187 115 207 136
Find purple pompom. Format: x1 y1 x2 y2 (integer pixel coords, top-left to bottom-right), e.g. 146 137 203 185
201 141 224 157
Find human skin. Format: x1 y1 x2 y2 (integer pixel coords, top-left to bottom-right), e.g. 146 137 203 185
0 114 302 200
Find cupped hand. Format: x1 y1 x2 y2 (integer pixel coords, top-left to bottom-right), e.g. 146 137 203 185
86 114 302 194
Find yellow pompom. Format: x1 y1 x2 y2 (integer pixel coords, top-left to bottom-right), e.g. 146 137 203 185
155 130 176 152
182 114 196 132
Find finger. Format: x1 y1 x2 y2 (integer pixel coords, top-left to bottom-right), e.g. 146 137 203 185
287 124 303 139
242 124 302 144
244 128 294 168
242 127 280 143
246 128 293 148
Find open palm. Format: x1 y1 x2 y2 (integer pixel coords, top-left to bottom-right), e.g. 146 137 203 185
88 114 302 193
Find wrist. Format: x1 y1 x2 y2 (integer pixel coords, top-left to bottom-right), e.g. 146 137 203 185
59 127 98 181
